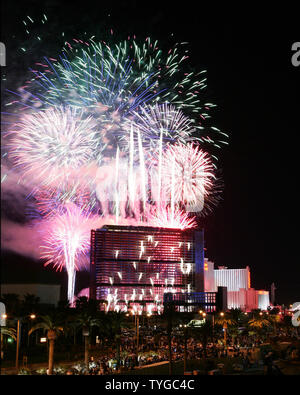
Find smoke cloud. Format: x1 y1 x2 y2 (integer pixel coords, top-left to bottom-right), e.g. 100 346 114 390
1 219 41 260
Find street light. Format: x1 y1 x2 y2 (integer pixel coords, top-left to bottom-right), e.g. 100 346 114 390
219 312 227 348
28 314 36 347
16 319 21 371
212 312 215 346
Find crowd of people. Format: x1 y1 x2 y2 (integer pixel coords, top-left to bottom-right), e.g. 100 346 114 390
64 329 271 375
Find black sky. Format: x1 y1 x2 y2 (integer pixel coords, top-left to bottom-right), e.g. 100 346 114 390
1 1 299 304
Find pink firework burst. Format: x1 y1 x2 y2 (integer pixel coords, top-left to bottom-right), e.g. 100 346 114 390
38 203 100 304
149 206 197 230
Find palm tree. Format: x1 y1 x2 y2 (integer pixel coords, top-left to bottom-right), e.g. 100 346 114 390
74 311 103 370
1 326 17 361
107 311 127 369
177 312 193 372
248 313 272 333
267 308 281 335
162 299 180 375
28 315 64 375
1 326 17 340
215 312 237 347
229 308 248 326
191 320 213 358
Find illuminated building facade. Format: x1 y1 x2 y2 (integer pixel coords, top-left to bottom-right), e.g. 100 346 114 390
89 225 270 313
203 261 270 311
90 225 206 313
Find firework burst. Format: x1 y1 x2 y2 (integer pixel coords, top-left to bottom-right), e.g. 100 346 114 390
38 203 100 303
121 102 197 157
7 106 104 193
157 142 215 212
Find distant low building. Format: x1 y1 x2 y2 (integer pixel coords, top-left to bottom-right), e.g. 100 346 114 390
204 259 270 311
0 283 61 306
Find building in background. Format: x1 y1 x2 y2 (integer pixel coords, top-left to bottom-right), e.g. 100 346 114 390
203 259 270 311
270 282 276 305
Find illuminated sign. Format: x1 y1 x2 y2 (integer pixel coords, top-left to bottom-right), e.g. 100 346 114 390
188 319 206 327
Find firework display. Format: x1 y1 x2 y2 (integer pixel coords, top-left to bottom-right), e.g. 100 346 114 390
38 203 100 304
158 142 215 211
2 29 227 305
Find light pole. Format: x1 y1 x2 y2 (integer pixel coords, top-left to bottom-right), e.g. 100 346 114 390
136 313 140 351
212 312 215 345
131 310 140 359
82 325 90 370
199 310 206 320
15 314 36 372
180 324 188 373
15 319 21 372
219 312 227 348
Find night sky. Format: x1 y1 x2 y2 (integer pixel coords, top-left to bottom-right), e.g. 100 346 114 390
1 1 299 305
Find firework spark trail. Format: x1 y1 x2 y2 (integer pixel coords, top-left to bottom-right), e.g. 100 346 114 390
149 206 197 230
157 127 163 203
114 146 120 224
171 153 176 223
128 124 135 209
137 128 147 217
